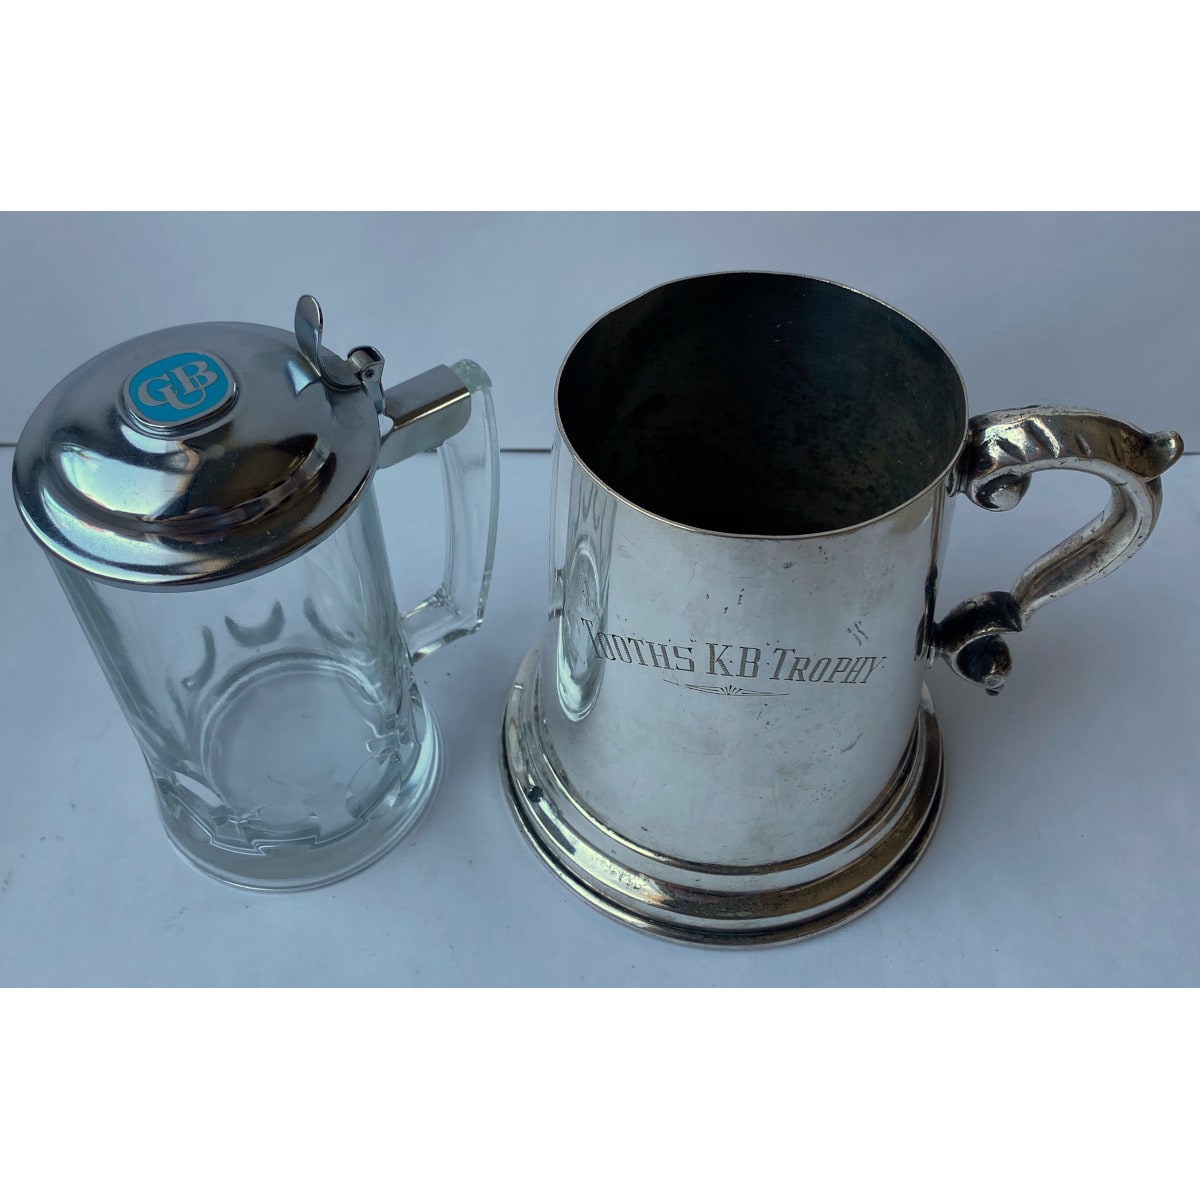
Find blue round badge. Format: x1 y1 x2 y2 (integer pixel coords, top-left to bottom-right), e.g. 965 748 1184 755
123 351 237 430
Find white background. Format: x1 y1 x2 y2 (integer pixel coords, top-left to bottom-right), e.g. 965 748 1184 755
4 0 1197 1183
2 212 1195 447
1 212 1197 985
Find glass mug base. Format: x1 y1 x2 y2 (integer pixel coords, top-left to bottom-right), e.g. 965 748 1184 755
500 645 945 947
156 672 443 893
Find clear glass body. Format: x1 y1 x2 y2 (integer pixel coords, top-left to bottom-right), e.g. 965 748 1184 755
55 486 439 890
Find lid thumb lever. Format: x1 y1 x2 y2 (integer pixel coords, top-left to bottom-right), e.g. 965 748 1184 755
293 295 465 468
294 295 367 391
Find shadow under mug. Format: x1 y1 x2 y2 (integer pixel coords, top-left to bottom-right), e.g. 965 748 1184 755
500 271 1183 946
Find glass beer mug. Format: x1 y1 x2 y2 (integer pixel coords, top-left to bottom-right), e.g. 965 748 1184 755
13 296 499 890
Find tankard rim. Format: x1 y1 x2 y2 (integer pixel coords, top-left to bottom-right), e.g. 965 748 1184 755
553 270 970 541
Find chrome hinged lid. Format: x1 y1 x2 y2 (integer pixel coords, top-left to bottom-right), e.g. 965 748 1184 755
13 296 472 590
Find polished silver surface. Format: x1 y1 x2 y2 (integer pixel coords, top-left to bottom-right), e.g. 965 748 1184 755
502 648 946 946
935 407 1183 692
293 295 473 467
379 365 471 470
293 293 365 391
501 272 1184 946
12 296 474 591
13 301 372 589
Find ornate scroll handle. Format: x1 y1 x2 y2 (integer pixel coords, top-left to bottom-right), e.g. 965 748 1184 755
935 407 1184 694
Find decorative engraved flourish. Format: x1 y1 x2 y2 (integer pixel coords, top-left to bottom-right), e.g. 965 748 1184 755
663 677 786 697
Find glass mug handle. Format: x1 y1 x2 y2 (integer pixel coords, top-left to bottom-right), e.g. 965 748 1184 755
934 406 1184 694
292 297 500 660
377 359 501 661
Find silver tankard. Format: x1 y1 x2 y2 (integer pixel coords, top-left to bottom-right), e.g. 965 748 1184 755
500 272 1183 945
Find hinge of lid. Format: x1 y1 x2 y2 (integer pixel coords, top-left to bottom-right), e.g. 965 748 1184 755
293 295 469 469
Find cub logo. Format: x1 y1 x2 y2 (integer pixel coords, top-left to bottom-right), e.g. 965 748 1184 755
123 352 236 429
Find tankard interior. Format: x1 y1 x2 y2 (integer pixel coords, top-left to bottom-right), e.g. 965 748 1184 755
557 273 968 535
